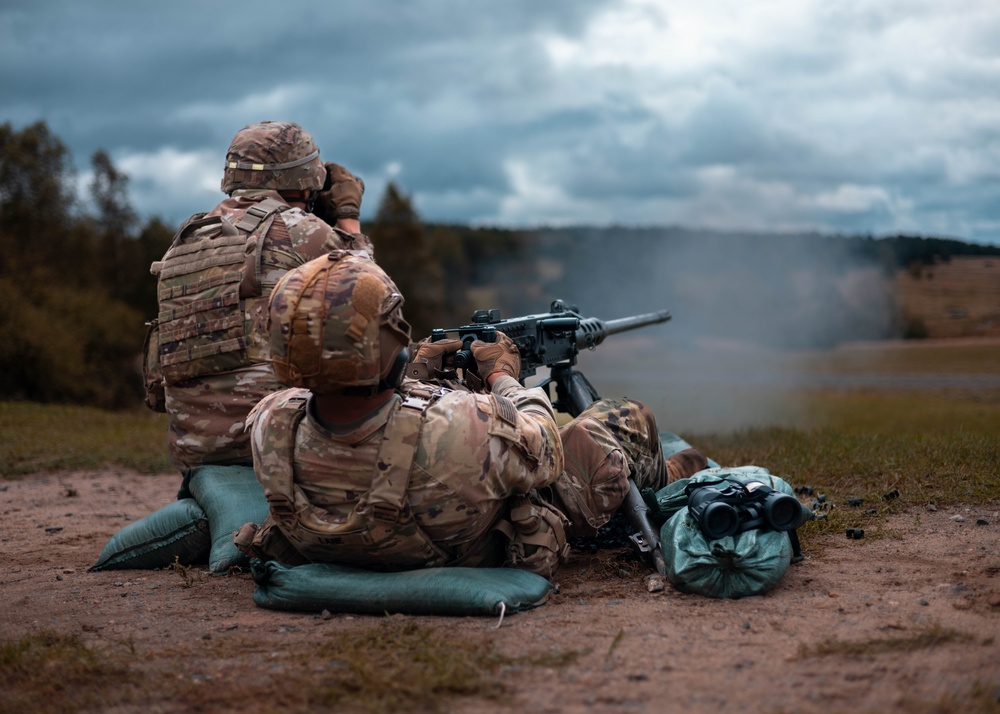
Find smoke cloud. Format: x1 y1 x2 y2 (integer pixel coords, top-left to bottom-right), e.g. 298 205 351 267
518 228 899 433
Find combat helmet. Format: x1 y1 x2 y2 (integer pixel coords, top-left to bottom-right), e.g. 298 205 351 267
269 251 411 394
221 121 326 194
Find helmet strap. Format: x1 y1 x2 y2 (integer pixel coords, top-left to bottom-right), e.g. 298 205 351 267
379 347 409 391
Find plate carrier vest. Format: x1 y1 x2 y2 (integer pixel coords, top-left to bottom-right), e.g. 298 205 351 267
149 197 291 385
260 384 454 569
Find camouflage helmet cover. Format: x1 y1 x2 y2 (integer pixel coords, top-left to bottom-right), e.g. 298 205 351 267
221 121 326 194
269 251 411 393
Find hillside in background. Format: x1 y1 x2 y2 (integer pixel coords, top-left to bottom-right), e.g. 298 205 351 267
896 255 1000 339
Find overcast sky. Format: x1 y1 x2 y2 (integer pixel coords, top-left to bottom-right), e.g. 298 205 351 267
3 0 999 244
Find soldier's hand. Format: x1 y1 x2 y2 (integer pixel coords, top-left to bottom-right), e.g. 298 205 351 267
314 162 365 222
407 338 464 381
470 332 520 386
412 338 463 363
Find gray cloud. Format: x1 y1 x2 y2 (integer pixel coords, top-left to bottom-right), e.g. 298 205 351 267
2 0 998 243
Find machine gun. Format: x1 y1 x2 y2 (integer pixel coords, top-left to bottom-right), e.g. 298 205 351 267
417 299 672 575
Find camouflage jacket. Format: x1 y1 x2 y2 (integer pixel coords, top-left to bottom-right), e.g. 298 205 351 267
163 189 372 470
247 375 564 569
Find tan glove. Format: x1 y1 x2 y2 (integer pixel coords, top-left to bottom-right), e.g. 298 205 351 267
470 332 521 385
407 338 464 381
314 162 365 222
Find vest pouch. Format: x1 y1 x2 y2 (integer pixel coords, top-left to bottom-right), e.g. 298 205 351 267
141 318 166 413
242 294 271 362
497 493 570 580
276 497 451 571
155 224 252 384
152 202 288 385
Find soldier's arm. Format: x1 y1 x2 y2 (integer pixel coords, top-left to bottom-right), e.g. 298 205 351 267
487 375 564 493
283 212 373 261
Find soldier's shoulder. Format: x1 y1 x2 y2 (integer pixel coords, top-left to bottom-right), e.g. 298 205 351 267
262 387 310 410
250 387 311 427
424 386 491 420
279 207 329 232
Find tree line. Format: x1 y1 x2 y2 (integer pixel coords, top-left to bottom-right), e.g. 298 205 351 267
3 120 997 409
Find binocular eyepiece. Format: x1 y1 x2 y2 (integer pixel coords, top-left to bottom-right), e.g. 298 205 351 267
686 480 800 541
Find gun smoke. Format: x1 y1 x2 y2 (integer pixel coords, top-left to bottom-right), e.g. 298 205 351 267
506 228 900 433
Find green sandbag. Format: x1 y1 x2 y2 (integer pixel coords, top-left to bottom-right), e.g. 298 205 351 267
654 466 813 599
251 559 554 616
187 464 270 574
661 516 794 598
89 498 210 571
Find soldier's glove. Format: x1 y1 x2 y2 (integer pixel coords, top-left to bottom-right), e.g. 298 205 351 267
470 332 521 388
407 338 464 381
314 162 365 223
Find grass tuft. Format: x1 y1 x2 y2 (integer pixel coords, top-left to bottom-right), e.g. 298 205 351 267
0 631 138 714
2 621 585 714
302 619 507 712
798 623 974 659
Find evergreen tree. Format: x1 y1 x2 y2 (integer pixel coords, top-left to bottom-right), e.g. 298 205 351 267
89 149 138 292
0 121 76 277
369 182 445 338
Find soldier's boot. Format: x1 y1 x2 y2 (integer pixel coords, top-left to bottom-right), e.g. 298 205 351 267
665 447 710 483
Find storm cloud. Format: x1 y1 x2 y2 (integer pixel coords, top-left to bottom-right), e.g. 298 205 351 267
2 0 999 243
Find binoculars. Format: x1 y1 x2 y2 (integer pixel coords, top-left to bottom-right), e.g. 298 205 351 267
686 480 801 541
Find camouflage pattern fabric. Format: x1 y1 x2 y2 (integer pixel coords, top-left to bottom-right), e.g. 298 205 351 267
154 202 283 386
267 250 408 393
247 373 564 570
162 189 372 470
548 398 709 538
221 121 326 194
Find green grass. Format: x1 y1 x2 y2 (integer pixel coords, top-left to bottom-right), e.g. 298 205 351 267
4 343 998 519
799 342 1000 375
692 389 999 504
0 401 170 476
690 387 999 541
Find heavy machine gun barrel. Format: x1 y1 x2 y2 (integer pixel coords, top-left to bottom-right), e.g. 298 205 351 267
575 310 672 349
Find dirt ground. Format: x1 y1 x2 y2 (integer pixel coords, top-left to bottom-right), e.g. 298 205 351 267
2 468 998 714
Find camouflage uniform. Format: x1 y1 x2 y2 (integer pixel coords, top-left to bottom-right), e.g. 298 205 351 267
245 387 704 567
547 397 709 538
237 252 566 573
152 119 371 472
163 190 370 470
247 374 564 570
110 122 375 574
241 251 702 573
